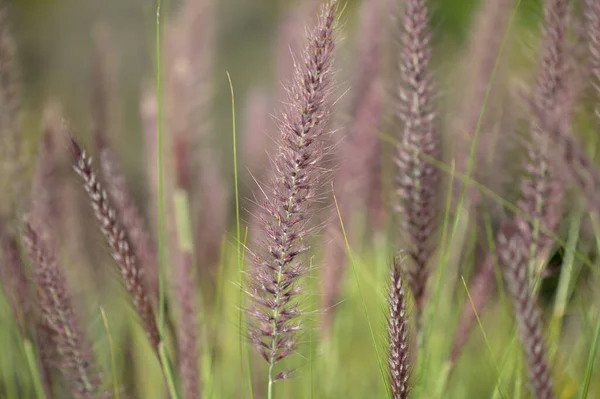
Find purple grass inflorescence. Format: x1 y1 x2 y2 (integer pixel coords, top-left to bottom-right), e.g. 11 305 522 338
246 0 339 392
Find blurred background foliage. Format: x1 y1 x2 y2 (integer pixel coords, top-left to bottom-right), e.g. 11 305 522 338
1 0 599 398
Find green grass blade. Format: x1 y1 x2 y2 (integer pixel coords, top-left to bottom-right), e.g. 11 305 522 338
580 309 600 399
100 307 119 399
550 211 583 351
227 72 254 399
461 277 508 399
155 0 166 340
159 342 181 399
23 340 46 399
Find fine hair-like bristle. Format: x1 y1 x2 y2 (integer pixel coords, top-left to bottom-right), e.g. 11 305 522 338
496 220 554 399
388 255 410 399
246 0 338 384
394 0 440 311
22 221 104 399
69 133 160 353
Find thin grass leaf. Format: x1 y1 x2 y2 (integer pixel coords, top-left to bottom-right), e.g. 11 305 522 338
23 339 47 399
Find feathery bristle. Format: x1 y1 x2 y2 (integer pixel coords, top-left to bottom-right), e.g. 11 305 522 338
69 134 160 353
247 0 338 380
394 0 440 310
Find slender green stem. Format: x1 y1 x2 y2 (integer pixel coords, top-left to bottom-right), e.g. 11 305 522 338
227 72 254 399
155 3 179 395
580 308 600 398
461 277 509 399
155 0 166 340
159 342 181 399
100 307 119 399
267 363 274 399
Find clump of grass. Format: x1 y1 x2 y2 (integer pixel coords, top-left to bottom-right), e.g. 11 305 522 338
245 0 339 396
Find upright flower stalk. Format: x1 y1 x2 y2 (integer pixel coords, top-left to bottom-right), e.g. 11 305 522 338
246 1 338 396
394 0 440 310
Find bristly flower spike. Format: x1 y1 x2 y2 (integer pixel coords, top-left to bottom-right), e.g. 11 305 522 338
497 221 554 399
69 131 160 354
246 0 339 394
394 0 440 311
388 254 410 399
22 221 104 399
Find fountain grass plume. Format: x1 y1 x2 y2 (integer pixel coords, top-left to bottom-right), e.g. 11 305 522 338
496 220 554 399
388 255 410 399
99 149 160 302
394 0 440 311
245 0 339 394
69 132 160 354
22 220 104 399
519 0 570 262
